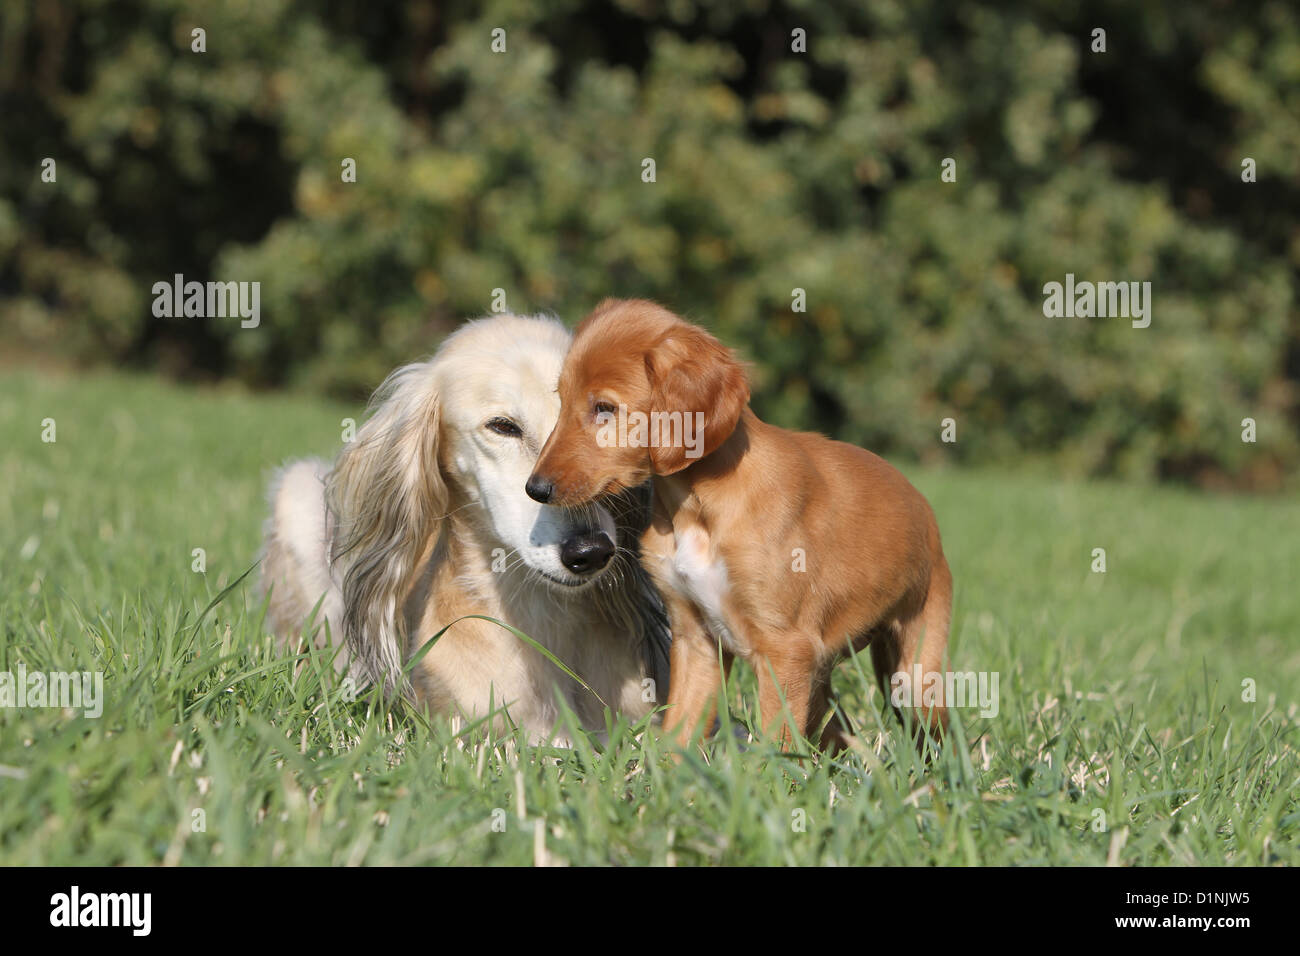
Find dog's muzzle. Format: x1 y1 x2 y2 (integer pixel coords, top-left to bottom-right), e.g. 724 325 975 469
559 530 615 575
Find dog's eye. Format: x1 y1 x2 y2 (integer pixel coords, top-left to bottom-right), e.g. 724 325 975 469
485 417 523 438
593 401 617 417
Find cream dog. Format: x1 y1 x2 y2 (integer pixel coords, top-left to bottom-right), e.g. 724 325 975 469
261 314 669 744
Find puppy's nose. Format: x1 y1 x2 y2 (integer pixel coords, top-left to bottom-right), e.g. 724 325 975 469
525 475 554 503
560 531 615 575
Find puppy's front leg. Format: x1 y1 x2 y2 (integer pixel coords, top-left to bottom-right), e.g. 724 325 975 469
660 602 726 749
754 633 821 750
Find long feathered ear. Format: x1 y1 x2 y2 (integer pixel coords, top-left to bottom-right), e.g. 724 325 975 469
326 362 447 696
645 322 750 475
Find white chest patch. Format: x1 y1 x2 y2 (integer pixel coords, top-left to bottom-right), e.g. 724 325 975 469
663 526 748 656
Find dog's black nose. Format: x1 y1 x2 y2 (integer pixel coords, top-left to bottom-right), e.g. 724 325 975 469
560 531 615 575
525 475 554 503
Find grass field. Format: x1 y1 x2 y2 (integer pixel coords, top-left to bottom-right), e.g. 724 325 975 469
1 367 1297 866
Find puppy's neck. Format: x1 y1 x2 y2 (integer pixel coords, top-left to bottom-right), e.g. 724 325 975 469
653 408 757 526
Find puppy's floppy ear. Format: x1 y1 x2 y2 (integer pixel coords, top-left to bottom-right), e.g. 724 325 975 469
327 362 447 696
645 320 749 474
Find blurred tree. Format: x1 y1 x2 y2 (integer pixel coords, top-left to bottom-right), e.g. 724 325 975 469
1 0 1296 486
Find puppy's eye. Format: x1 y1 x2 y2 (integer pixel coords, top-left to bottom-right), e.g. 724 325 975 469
593 401 618 417
485 417 523 438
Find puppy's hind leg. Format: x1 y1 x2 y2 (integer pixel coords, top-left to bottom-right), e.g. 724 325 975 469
871 555 952 743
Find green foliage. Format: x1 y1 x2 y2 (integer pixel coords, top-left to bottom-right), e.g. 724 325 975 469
3 0 1298 484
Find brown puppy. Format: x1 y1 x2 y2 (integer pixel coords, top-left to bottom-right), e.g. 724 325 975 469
527 299 951 751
